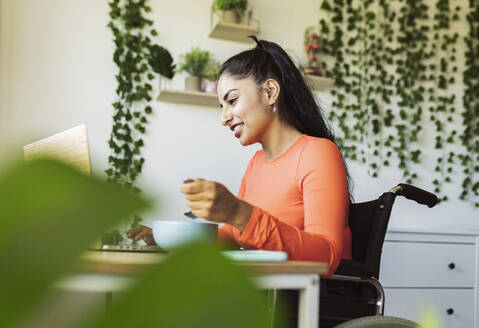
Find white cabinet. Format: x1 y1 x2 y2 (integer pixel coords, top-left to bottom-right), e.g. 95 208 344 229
385 289 474 328
379 230 479 328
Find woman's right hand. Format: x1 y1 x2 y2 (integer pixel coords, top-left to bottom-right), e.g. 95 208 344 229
127 225 156 245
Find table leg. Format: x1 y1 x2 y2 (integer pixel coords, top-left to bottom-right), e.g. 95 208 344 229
297 277 319 328
254 274 320 328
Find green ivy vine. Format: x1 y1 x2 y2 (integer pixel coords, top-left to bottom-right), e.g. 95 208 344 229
318 0 478 207
106 0 159 235
393 0 430 184
430 0 460 201
460 0 479 206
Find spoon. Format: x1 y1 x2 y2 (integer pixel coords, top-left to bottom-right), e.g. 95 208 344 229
183 178 198 219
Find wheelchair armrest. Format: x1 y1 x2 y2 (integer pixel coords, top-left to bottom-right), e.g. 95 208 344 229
396 184 438 208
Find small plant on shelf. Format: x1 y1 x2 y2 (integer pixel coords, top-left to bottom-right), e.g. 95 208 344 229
215 0 248 24
304 26 323 76
177 47 213 92
203 59 221 94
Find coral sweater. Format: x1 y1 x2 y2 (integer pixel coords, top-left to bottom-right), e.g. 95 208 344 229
218 134 352 276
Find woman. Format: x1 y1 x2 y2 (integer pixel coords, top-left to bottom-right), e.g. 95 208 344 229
129 37 352 276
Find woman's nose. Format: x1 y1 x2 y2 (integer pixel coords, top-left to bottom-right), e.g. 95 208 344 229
221 108 232 126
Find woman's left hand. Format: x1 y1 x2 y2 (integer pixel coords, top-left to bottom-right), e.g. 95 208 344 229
179 178 252 231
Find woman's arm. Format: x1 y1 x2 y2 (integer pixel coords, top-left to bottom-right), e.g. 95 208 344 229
228 139 349 276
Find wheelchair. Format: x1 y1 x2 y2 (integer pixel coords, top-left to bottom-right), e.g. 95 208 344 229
273 183 439 328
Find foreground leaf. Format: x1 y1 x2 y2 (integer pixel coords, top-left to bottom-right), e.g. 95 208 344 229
0 159 150 327
82 242 271 328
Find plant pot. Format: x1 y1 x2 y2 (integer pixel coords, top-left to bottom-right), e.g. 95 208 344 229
222 9 240 24
158 74 172 90
304 67 322 76
185 76 201 92
203 79 218 94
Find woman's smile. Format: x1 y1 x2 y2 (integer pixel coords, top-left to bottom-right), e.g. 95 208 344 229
233 123 244 138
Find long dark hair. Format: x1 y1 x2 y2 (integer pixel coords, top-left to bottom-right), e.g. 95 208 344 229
219 36 354 201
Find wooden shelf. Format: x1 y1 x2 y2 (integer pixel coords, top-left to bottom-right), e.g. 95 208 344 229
304 75 335 91
157 76 332 108
157 89 219 107
209 21 260 43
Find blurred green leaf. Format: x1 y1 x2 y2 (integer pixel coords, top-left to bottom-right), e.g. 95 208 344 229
418 305 444 328
0 159 150 327
81 242 271 328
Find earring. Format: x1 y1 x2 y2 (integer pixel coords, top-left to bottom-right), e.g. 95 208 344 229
272 100 277 113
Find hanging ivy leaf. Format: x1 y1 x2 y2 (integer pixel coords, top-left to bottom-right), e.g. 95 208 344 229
148 44 175 79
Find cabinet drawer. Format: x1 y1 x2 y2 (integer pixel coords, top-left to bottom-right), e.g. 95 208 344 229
384 288 474 328
379 242 475 287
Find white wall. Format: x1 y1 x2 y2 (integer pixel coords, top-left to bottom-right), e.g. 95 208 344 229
0 0 477 233
0 0 9 159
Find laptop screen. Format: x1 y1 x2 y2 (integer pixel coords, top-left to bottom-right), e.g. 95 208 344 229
23 125 92 176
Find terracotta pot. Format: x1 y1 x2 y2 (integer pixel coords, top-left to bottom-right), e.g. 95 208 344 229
203 79 218 94
185 76 201 92
222 9 240 24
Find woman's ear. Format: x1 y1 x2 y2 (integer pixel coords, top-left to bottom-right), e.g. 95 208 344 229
264 79 280 105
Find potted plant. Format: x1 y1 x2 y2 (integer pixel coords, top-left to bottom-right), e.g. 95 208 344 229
203 60 220 94
215 0 248 24
177 47 212 92
303 26 323 76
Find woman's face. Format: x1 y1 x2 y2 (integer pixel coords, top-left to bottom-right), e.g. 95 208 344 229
217 73 273 146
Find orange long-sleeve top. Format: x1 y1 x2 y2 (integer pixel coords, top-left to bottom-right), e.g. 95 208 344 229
218 134 352 276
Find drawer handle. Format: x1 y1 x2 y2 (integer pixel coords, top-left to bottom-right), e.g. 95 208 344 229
448 263 455 270
446 308 454 315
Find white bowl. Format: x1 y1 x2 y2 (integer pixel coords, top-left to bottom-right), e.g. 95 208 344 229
152 220 218 251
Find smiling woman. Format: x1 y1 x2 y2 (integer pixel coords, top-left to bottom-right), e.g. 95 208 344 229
130 37 352 277
209 36 352 277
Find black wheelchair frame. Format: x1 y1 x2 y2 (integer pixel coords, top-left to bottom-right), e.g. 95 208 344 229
273 183 439 328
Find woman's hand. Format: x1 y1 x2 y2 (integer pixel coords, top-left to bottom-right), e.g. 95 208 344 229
179 178 253 231
127 225 156 245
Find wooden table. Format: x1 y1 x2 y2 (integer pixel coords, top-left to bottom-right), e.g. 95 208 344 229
56 251 328 328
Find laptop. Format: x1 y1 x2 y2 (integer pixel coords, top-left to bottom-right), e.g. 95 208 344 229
23 125 163 253
24 124 92 176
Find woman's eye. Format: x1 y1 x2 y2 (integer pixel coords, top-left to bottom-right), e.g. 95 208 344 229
229 98 237 105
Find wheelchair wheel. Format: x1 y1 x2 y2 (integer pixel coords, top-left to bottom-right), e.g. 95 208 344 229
334 315 419 327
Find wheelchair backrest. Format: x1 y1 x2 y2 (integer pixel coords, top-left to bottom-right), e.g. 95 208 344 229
348 192 396 278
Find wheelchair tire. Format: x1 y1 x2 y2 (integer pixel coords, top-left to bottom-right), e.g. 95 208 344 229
334 315 419 328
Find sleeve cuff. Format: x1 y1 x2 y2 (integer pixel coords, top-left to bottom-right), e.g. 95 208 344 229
237 206 263 246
